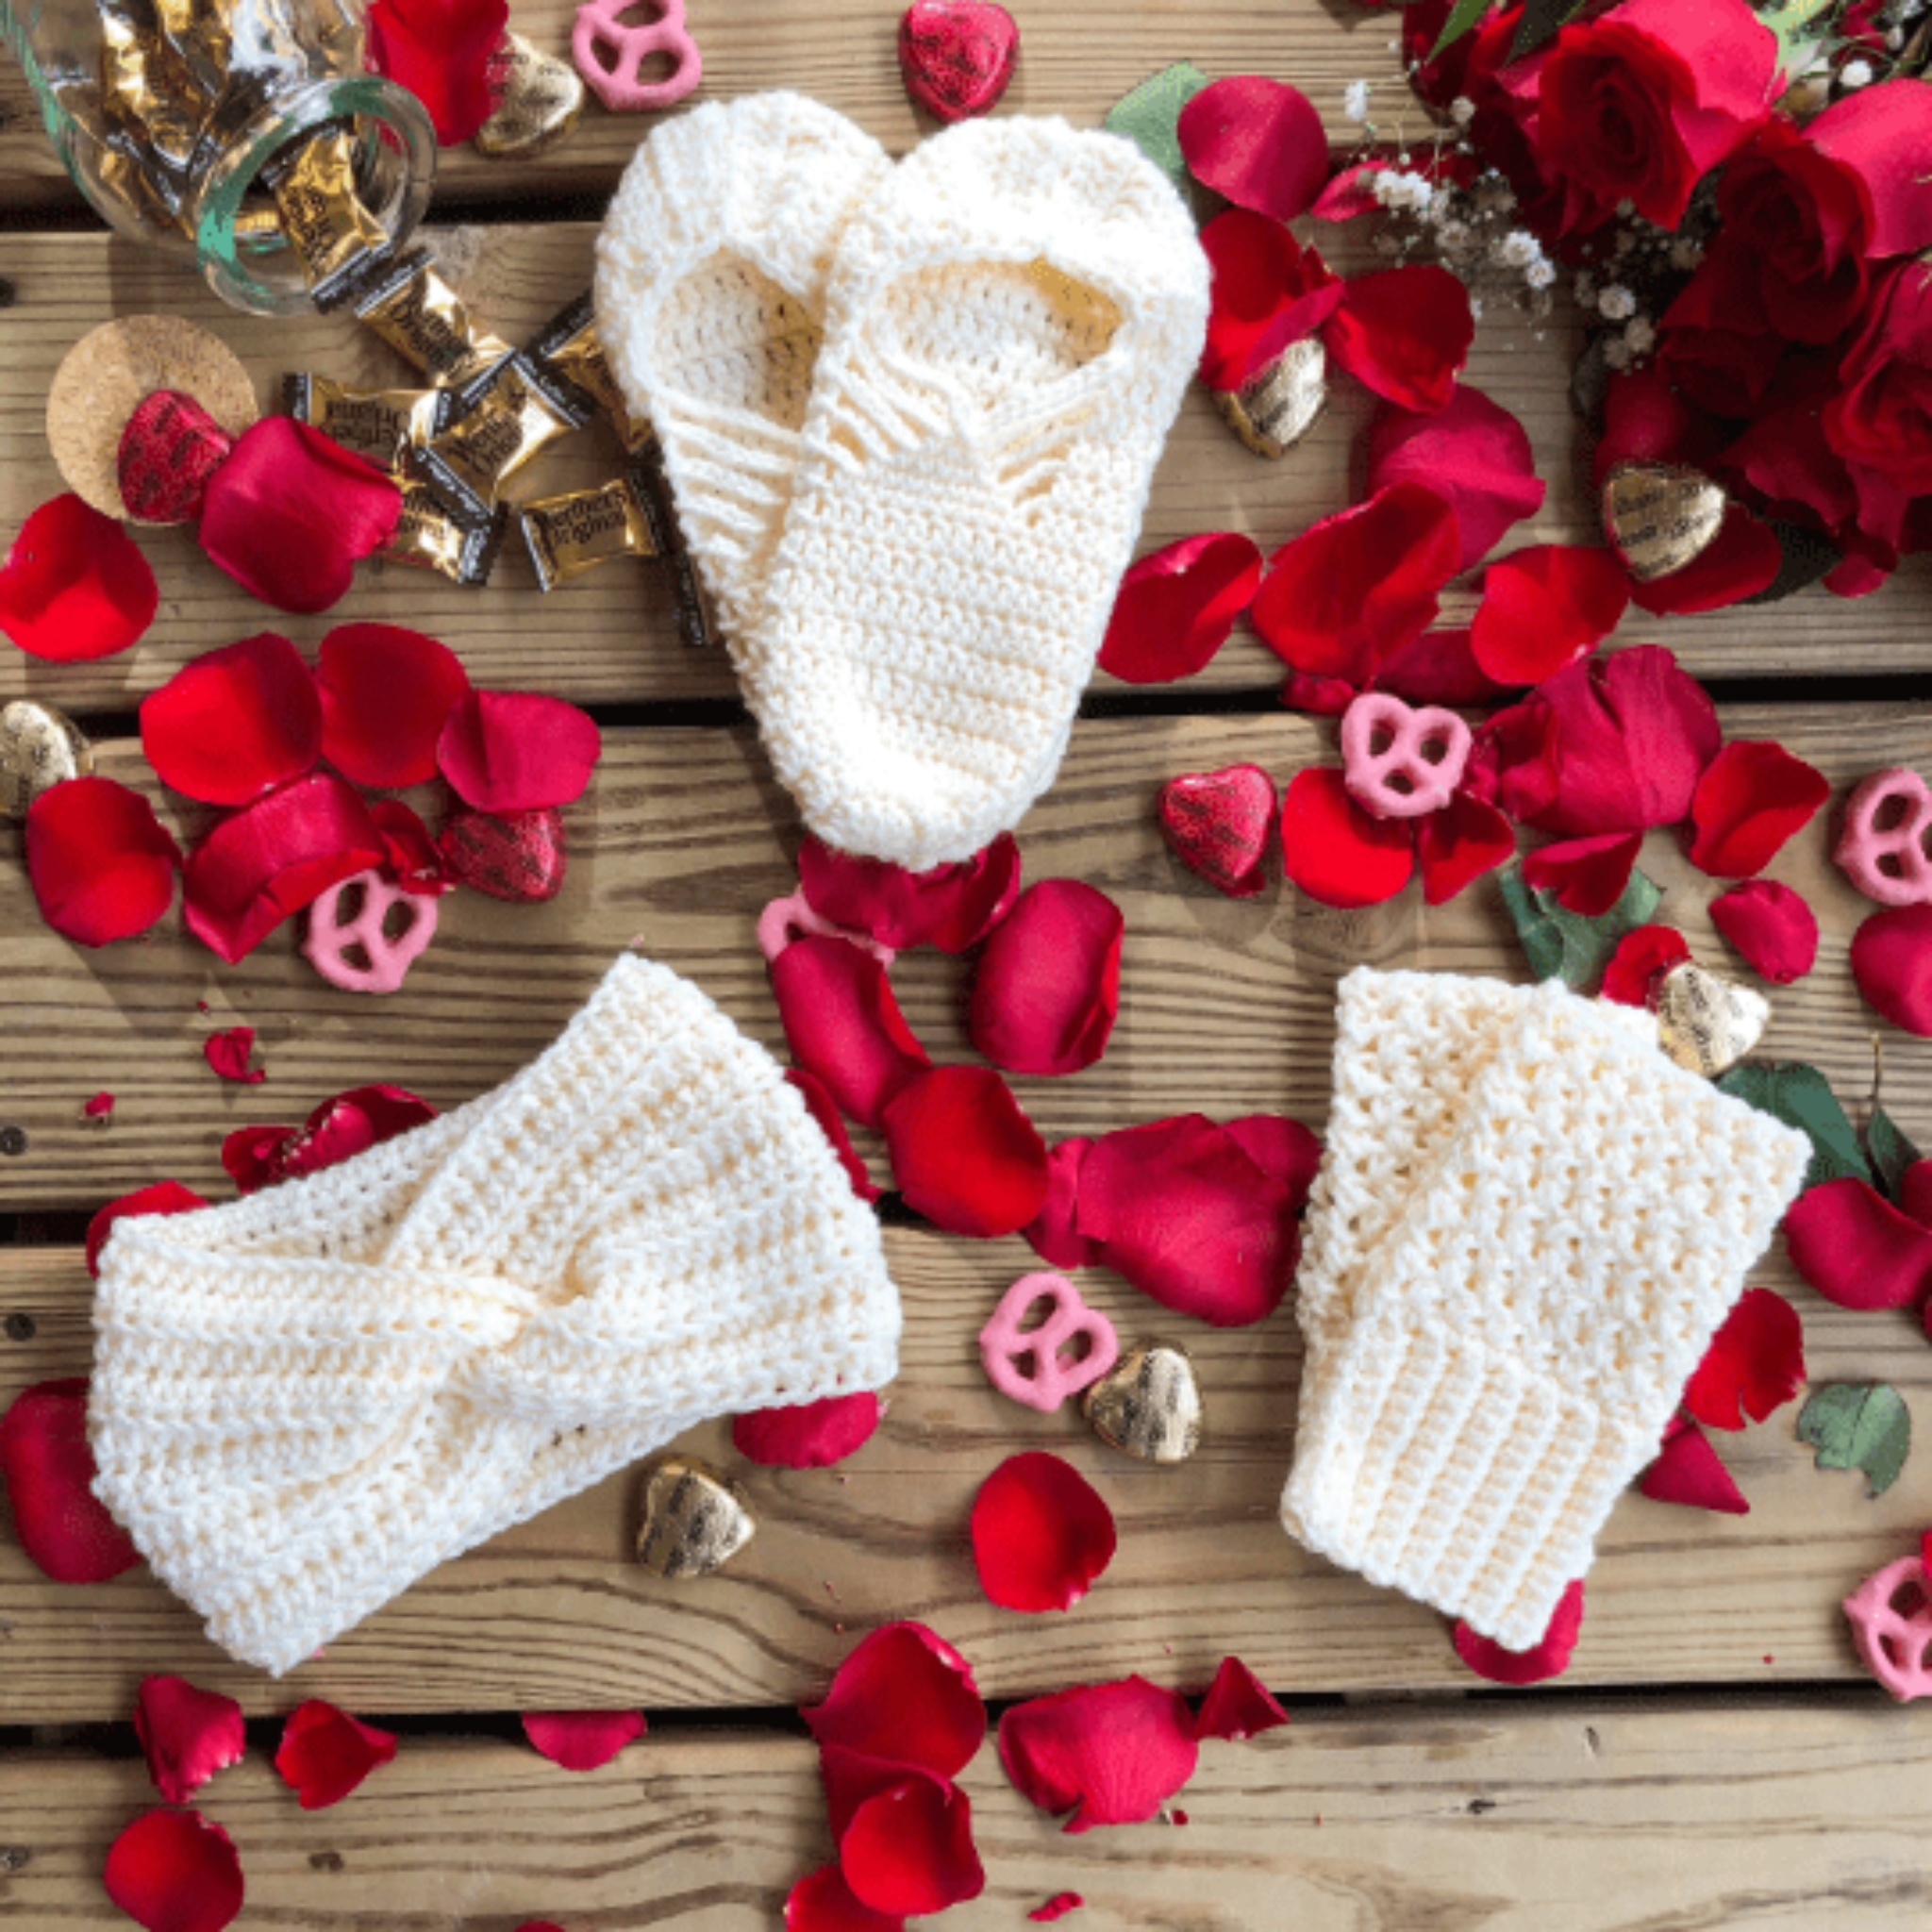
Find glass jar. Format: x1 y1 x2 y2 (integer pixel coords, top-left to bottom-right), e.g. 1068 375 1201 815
1 0 436 314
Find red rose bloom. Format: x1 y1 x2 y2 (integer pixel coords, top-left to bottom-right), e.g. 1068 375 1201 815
1824 261 1932 497
1536 0 1776 232
1657 242 1795 418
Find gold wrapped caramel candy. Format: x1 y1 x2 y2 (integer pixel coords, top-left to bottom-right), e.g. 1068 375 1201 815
1215 337 1326 459
283 373 445 471
262 121 390 308
1602 461 1726 583
474 31 584 162
353 245 517 391
636 1456 757 1577
1 701 93 822
520 474 658 591
1655 960 1770 1078
1083 1341 1203 1464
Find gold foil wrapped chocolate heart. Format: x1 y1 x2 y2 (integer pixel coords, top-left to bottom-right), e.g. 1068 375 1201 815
1655 960 1769 1078
1083 1341 1203 1464
1601 461 1726 583
636 1456 757 1577
1 700 93 821
474 31 585 161
1215 338 1326 459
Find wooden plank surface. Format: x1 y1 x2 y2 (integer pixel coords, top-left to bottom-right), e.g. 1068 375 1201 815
5 1700 1931 1929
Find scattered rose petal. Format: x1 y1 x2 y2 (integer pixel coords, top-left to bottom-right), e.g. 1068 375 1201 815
1029 1896 1084 1923
1600 924 1692 1007
1785 1176 1932 1309
1373 625 1512 708
971 1451 1117 1613
1197 209 1342 391
1366 386 1546 572
797 834 1022 953
786 1068 881 1202
1098 533 1262 685
801 1621 985 1780
968 880 1123 1077
1628 505 1783 615
86 1181 208 1277
1469 545 1630 687
822 1749 985 1916
275 1700 398 1809
225 1085 438 1195
1852 905 1932 1036
1324 265 1474 412
1415 791 1517 906
1640 1415 1749 1515
84 1091 115 1119
1521 832 1643 919
1809 76 1932 258
437 690 601 812
1682 1287 1806 1430
1223 1113 1324 1197
368 798 450 895
998 1677 1199 1832
521 1710 646 1772
771 936 930 1127
1280 766 1415 908
1710 878 1818 984
317 622 472 789
366 0 510 142
785 1863 905 1932
1688 741 1831 878
25 775 181 946
198 418 402 614
1453 1580 1585 1685
0 492 158 660
1177 75 1327 223
882 1066 1049 1238
135 1676 246 1805
203 1025 265 1086
103 1809 242 1932
221 1124 294 1195
183 772 387 964
733 1392 881 1468
1023 1138 1102 1271
1192 1657 1291 1740
0 1377 142 1582
139 632 323 806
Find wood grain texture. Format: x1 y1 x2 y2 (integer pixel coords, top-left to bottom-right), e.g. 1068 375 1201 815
4 1701 1931 1928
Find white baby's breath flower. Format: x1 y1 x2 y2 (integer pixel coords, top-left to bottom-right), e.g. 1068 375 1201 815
1624 316 1657 354
1604 337 1633 371
1598 283 1638 321
1843 57 1876 85
1343 78 1372 122
1524 258 1557 290
1492 228 1541 269
1451 95 1476 125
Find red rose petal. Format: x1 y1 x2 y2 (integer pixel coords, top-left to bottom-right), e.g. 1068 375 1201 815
1366 387 1546 573
1521 831 1643 918
1453 1579 1585 1685
84 1091 116 1119
1904 1158 1932 1228
968 879 1123 1077
1593 365 1723 490
1784 1176 1932 1309
882 1065 1049 1238
971 1451 1117 1613
0 1377 142 1583
140 633 323 806
1075 1114 1307 1326
1415 790 1517 906
1681 1287 1806 1431
103 1808 242 1932
203 1025 265 1086
1374 626 1513 708
1807 76 1932 261
1192 1657 1291 1741
1098 533 1262 685
198 418 402 615
1640 1415 1750 1515
183 772 388 963
227 1085 438 1196
1629 505 1783 615
1197 209 1343 391
521 1709 646 1772
1687 740 1831 878
25 775 181 946
1324 265 1474 413
733 1392 881 1468
1280 766 1415 909
366 0 510 143
86 1182 208 1277
1029 1896 1084 1923
0 492 158 660
797 834 1022 953
771 936 930 1128
437 690 601 812
318 623 472 789
1022 1138 1103 1270
801 1621 985 1780
135 1676 247 1805
1600 924 1692 1007
275 1700 398 1809
785 1067 881 1202
222 1124 293 1195
998 1677 1199 1832
1710 878 1819 984
1223 1113 1324 1201
1469 544 1630 688
1852 905 1932 1037
823 1750 985 1916
368 798 451 895
785 1863 906 1932
1177 75 1327 223
1251 483 1461 684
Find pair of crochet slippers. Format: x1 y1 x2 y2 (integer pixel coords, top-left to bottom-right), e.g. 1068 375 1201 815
594 93 1209 871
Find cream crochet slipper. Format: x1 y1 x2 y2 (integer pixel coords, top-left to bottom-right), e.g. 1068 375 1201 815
594 93 891 653
745 113 1208 870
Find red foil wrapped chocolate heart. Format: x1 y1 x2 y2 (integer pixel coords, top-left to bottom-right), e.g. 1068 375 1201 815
439 804 568 902
1158 764 1277 898
897 0 1018 122
118 391 238 525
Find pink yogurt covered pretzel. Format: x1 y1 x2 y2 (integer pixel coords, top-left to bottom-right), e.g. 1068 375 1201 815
978 1272 1119 1413
572 0 701 112
1340 691 1471 821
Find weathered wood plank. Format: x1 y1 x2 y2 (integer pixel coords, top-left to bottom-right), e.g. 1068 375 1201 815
3 1701 1931 1928
1 221 1927 715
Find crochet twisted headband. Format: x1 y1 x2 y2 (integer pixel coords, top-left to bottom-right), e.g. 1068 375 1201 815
89 954 901 1675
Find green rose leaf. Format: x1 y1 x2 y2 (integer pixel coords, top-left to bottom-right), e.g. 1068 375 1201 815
1715 1061 1874 1195
1796 1383 1911 1498
1104 63 1210 195
1497 860 1663 991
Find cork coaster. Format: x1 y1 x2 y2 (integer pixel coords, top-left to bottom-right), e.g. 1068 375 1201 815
47 315 259 522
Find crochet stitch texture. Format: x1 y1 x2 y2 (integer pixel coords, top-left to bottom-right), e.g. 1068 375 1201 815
1281 968 1810 1651
89 955 901 1675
